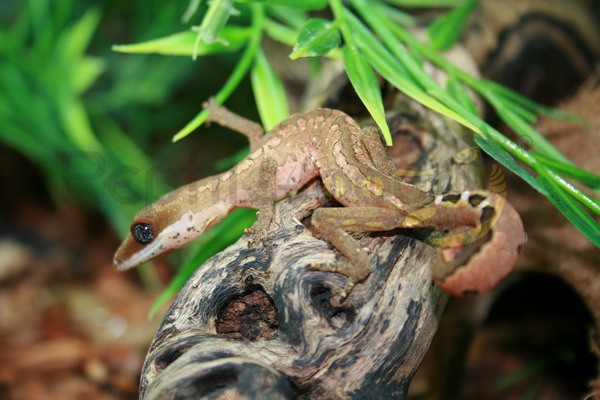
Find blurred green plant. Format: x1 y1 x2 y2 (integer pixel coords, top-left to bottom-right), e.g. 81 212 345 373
0 0 177 288
495 346 576 399
113 0 599 315
0 0 263 301
4 0 597 316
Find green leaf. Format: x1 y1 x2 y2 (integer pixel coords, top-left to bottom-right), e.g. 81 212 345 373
251 48 289 130
237 0 327 10
112 25 251 56
265 18 300 46
58 97 102 153
266 5 309 29
342 45 392 145
72 56 105 93
172 4 265 141
484 79 585 124
445 74 478 114
372 3 416 28
345 9 479 134
427 0 476 51
537 171 600 247
534 154 600 189
490 95 571 164
55 7 101 61
194 0 238 47
290 18 341 59
474 128 548 196
385 0 468 5
182 0 202 23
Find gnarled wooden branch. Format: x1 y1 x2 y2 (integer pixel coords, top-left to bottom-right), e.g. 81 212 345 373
139 96 487 399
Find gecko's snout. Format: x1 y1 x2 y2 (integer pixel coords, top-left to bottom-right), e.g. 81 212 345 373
112 249 132 271
112 234 145 271
112 256 127 271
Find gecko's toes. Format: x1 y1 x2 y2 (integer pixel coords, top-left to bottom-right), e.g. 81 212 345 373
307 262 357 303
245 227 268 249
338 283 354 303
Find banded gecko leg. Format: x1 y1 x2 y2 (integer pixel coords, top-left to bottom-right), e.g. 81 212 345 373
311 190 525 298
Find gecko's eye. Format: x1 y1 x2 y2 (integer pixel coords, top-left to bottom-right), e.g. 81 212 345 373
131 221 154 244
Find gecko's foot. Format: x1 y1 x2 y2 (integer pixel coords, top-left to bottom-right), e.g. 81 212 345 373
245 227 269 249
339 281 356 303
307 261 362 302
245 208 275 248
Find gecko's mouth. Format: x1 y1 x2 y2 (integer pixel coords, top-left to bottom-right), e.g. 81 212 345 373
113 254 140 271
113 234 164 271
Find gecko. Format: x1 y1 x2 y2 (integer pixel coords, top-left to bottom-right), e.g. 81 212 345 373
113 100 526 298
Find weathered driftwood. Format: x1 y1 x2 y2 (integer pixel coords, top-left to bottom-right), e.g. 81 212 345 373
139 96 487 399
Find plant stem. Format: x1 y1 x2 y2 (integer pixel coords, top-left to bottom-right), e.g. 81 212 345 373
173 3 265 141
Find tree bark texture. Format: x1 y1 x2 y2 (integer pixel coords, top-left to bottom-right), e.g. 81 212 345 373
139 94 488 399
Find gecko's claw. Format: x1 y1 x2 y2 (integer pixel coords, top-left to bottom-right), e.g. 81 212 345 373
245 227 269 249
338 281 355 303
307 262 358 303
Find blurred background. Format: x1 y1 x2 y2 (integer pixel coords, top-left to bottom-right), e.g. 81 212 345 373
0 0 256 398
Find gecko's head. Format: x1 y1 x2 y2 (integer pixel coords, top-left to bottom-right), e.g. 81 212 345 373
113 201 213 271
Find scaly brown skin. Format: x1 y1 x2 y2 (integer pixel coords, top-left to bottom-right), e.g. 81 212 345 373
114 100 526 298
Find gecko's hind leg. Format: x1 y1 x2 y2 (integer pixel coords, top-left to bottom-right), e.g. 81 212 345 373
309 206 407 299
204 98 265 149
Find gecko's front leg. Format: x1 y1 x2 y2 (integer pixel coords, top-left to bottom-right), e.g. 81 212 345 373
244 157 278 247
205 98 265 149
204 100 279 246
310 206 408 298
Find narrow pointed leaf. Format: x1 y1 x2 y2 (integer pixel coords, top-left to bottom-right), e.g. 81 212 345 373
342 45 391 145
537 172 600 247
237 0 327 10
182 0 202 23
427 0 476 51
474 127 548 195
194 0 237 47
534 154 600 189
385 0 468 5
112 26 250 56
445 74 478 114
251 48 289 130
290 18 341 59
346 10 479 133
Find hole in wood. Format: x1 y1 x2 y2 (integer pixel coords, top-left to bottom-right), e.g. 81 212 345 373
216 287 279 341
309 284 356 330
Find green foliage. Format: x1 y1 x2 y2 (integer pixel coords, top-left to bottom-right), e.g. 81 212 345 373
0 0 202 289
251 48 289 130
236 0 328 9
0 1 159 232
4 0 597 313
427 0 477 51
342 46 392 144
112 26 251 57
290 18 341 59
119 0 599 310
